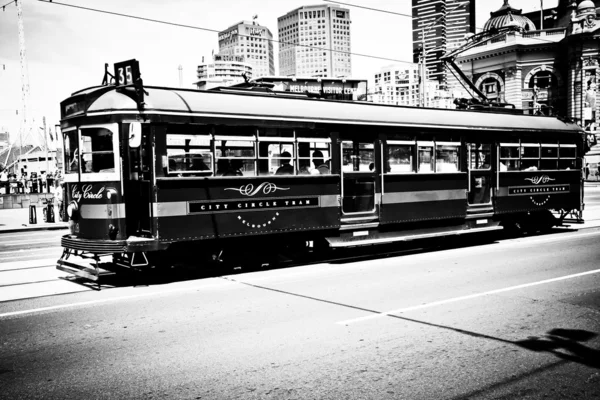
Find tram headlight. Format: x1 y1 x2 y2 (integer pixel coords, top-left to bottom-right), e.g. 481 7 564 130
67 201 79 220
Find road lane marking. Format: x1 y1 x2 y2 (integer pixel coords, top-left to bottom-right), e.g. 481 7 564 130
337 268 600 325
0 258 58 271
0 279 236 319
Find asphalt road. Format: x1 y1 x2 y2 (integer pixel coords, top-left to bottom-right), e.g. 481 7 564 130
0 188 599 399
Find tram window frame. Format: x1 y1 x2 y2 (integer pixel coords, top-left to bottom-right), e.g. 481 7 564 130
214 135 257 177
166 133 213 176
297 137 331 175
63 127 79 176
521 143 540 171
558 143 576 170
499 143 520 171
77 124 120 182
342 141 374 173
258 137 296 176
540 143 558 170
417 141 435 173
386 140 415 174
435 141 461 173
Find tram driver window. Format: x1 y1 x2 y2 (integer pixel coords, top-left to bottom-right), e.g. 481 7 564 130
215 137 256 176
540 144 558 170
80 128 115 173
342 141 374 172
64 130 79 174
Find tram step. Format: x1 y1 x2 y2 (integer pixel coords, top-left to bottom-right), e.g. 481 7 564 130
57 259 100 281
326 222 502 248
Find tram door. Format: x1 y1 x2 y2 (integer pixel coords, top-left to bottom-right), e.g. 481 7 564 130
467 142 494 213
137 128 154 235
340 140 379 223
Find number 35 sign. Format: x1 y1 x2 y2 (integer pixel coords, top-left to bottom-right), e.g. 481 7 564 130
114 59 141 86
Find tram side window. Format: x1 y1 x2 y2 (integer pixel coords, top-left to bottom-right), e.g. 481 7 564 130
297 139 331 175
559 144 576 169
499 144 520 171
521 144 540 171
80 128 115 173
258 141 295 176
166 134 212 176
386 142 414 173
418 142 434 173
215 138 256 176
540 144 558 170
64 130 79 174
342 141 373 172
435 142 460 173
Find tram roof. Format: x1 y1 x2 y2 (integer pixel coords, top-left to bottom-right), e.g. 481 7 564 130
66 85 582 134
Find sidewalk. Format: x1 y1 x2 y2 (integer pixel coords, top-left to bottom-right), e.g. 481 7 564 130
0 205 68 233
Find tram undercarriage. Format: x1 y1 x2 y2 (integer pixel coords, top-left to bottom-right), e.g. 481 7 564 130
55 207 577 285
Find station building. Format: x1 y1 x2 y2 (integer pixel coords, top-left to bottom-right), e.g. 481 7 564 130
456 0 600 130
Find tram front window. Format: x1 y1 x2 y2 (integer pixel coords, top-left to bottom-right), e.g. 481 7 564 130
81 128 115 173
64 130 79 174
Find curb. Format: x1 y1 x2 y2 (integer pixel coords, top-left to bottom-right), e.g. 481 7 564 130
0 224 69 234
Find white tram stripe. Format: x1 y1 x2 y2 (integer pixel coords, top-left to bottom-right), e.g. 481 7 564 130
337 268 600 325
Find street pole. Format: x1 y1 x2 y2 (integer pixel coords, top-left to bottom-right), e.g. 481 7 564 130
421 28 425 107
540 0 544 30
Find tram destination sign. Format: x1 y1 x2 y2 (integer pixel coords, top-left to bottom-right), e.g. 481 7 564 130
114 59 141 86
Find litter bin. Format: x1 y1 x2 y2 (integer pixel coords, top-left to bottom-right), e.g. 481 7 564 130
45 202 55 223
29 204 37 224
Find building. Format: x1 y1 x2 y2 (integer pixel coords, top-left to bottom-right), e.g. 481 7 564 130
278 4 351 78
455 0 600 130
218 21 275 78
195 54 253 91
0 132 8 152
412 0 476 92
372 63 453 108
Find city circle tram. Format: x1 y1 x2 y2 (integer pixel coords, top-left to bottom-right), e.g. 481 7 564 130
57 60 586 281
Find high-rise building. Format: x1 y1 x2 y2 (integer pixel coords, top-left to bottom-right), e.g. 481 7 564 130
278 4 351 78
195 54 253 90
218 21 275 78
412 0 475 92
372 63 453 108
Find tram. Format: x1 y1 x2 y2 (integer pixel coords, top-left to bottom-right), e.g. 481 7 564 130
57 60 586 281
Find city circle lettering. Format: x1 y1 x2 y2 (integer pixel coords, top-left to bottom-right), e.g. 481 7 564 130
188 197 319 214
71 185 106 202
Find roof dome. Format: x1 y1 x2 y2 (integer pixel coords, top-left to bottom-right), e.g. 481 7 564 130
578 0 596 12
483 0 537 32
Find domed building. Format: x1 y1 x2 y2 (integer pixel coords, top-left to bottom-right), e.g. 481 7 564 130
455 0 600 130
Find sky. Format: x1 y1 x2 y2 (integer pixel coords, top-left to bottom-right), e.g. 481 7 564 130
0 0 558 142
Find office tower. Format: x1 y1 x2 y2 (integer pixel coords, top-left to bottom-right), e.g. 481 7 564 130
278 4 351 78
195 55 253 90
218 21 275 78
412 0 475 92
